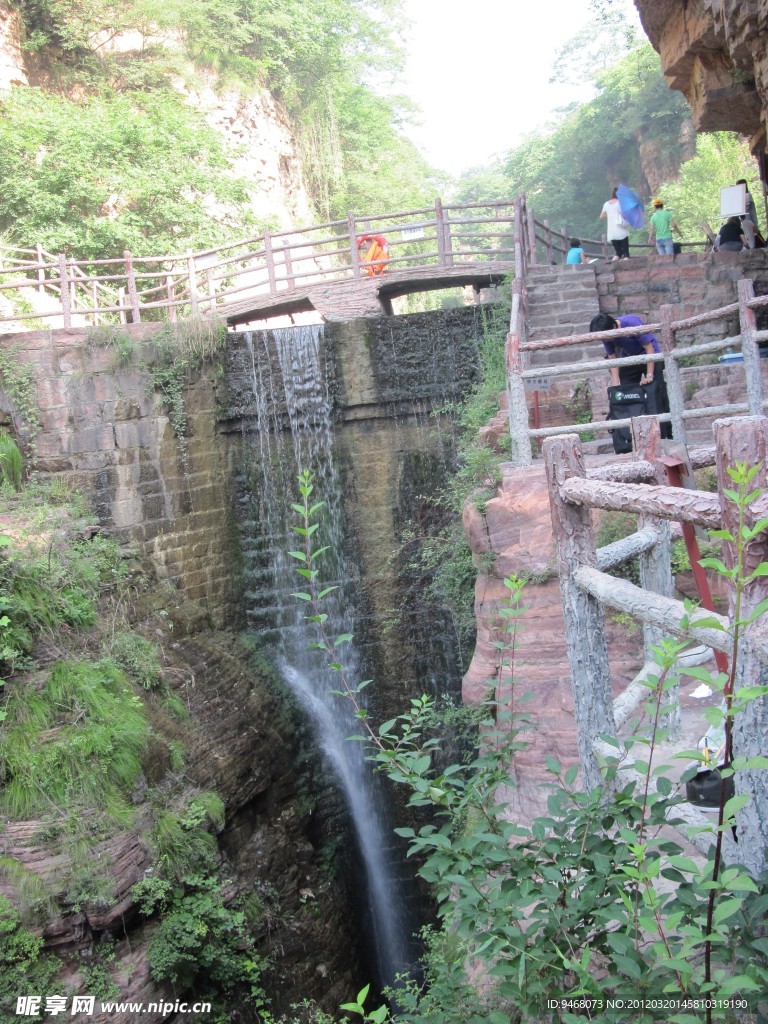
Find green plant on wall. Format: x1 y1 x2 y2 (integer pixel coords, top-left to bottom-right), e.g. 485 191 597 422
148 317 228 463
0 345 41 441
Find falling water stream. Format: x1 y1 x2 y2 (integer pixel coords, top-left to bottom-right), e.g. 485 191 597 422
239 324 416 990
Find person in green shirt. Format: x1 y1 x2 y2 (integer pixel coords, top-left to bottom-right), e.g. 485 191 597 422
648 198 682 255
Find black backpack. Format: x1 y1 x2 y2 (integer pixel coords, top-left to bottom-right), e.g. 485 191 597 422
606 384 646 454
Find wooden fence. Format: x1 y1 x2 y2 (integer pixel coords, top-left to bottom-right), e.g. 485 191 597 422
506 277 768 467
544 414 768 876
0 200 516 329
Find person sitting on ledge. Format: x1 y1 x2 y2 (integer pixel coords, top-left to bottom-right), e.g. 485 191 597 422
356 233 389 277
566 238 588 265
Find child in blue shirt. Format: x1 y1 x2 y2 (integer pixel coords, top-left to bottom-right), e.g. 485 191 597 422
566 238 587 265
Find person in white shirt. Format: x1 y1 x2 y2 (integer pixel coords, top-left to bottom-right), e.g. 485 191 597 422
600 187 630 260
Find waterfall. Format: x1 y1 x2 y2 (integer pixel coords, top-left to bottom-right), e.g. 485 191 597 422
239 323 416 990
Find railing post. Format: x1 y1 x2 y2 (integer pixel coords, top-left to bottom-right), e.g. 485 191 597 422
543 219 553 265
526 204 537 265
185 250 199 317
715 415 768 877
632 416 680 739
738 278 763 416
659 303 685 443
282 245 295 290
601 233 609 260
90 279 99 326
347 212 361 279
435 197 447 265
36 243 45 295
543 433 616 790
123 250 141 323
506 319 532 468
200 268 215 315
118 286 127 324
264 228 276 294
165 276 177 323
58 253 72 328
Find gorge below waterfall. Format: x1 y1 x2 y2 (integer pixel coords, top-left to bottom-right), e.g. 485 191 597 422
237 324 418 988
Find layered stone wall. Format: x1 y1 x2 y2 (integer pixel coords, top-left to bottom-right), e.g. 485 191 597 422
1 324 243 627
596 249 768 338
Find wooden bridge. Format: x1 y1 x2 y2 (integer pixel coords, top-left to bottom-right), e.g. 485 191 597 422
0 194 716 331
0 200 518 330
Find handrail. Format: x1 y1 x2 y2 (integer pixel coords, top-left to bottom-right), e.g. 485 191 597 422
0 196 517 329
543 416 768 876
506 274 766 465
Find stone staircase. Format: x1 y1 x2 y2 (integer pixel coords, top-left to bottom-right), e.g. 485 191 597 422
526 263 601 365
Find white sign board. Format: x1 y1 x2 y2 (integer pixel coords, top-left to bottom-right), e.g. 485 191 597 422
401 226 425 241
524 376 552 392
720 184 746 218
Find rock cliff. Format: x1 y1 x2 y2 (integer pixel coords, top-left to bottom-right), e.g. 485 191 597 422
634 0 768 157
0 2 315 233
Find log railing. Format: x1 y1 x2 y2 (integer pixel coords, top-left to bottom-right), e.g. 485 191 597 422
0 199 516 330
528 216 711 262
506 280 768 467
544 414 768 876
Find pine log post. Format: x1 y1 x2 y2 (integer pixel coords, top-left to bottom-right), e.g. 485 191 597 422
58 253 71 328
715 415 768 877
738 279 763 416
165 276 177 323
282 244 295 291
347 213 361 279
124 251 141 323
543 219 553 265
526 204 537 265
264 229 276 294
506 317 532 468
633 415 680 738
659 304 685 443
185 250 199 317
91 279 99 325
435 197 447 266
544 433 616 790
36 243 45 296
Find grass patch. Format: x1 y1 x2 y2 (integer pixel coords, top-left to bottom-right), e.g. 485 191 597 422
0 659 149 821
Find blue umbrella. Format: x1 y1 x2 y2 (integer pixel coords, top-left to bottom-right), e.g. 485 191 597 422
616 183 645 229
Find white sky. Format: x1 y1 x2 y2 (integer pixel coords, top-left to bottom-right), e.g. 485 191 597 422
399 0 637 176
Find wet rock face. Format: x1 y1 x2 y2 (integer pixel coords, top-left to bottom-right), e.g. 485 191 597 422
634 0 768 152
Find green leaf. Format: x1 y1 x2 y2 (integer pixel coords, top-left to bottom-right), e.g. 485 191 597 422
291 591 312 602
723 793 750 819
334 633 353 646
712 897 743 925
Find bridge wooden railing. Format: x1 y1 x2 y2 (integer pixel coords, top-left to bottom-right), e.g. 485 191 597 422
0 199 516 330
544 414 768 876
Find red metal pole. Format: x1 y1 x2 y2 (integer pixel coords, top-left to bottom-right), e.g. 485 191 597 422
664 461 729 676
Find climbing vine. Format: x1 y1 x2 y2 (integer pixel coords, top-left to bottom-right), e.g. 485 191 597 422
0 345 41 440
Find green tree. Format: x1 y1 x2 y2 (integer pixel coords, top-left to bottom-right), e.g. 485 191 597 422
0 87 255 257
658 132 763 237
459 44 691 243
